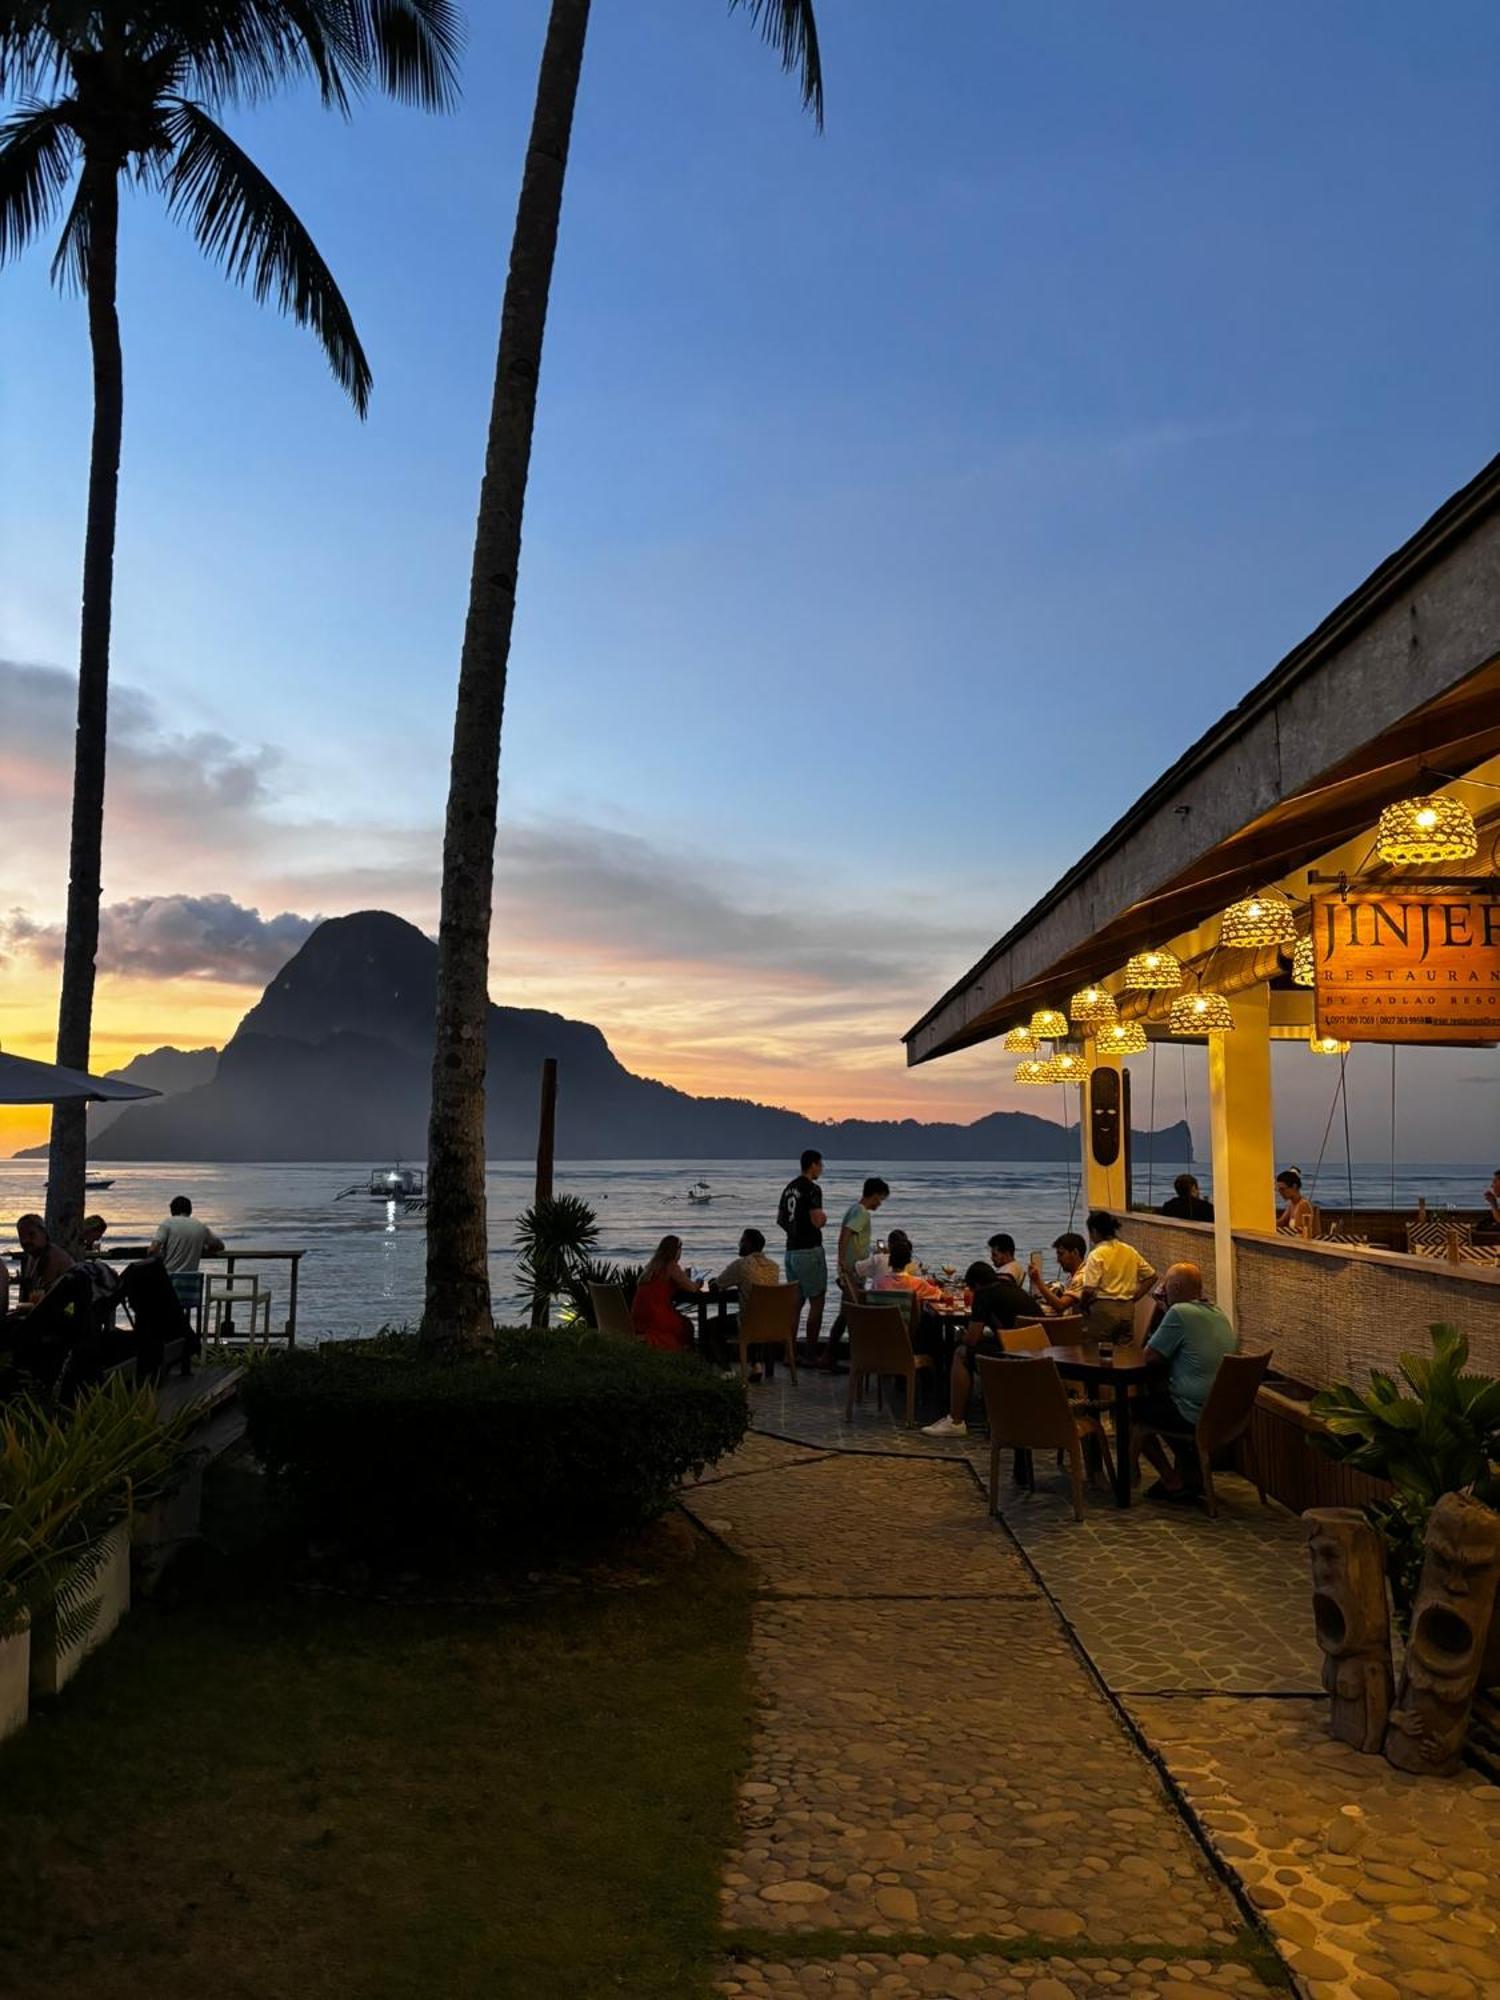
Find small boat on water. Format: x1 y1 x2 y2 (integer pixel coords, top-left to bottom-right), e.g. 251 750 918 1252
686 1179 714 1204
85 1177 114 1190
336 1164 426 1203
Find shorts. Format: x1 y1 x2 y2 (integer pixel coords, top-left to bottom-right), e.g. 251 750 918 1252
956 1330 1004 1372
785 1247 828 1303
1133 1386 1192 1435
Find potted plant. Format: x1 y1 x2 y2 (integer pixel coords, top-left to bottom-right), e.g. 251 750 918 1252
1 1381 196 1705
1312 1323 1500 1624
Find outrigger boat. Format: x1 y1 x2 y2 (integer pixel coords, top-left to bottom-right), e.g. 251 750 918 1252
336 1164 426 1206
686 1179 714 1204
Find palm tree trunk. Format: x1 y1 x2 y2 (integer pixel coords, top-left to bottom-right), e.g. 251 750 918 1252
47 160 122 1253
421 0 593 1348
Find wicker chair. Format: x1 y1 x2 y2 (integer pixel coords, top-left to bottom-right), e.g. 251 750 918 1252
845 1301 931 1427
1131 1349 1273 1517
738 1283 800 1384
587 1281 636 1341
976 1354 1115 1522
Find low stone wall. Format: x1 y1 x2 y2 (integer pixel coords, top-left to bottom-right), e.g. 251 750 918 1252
1119 1213 1217 1298
1233 1229 1500 1390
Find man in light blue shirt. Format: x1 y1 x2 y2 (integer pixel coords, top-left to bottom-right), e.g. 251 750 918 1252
1138 1262 1236 1502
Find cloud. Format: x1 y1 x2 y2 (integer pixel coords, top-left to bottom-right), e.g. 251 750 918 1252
2 894 318 983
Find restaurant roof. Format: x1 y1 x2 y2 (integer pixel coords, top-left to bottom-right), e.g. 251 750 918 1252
906 453 1500 1065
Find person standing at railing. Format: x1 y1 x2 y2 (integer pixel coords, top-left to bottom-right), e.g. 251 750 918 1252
151 1195 225 1314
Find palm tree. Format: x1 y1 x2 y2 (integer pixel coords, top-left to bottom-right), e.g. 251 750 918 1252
0 1 460 1248
421 0 822 1350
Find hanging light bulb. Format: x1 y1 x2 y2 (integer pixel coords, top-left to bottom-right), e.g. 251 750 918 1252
1168 990 1235 1035
1049 1049 1088 1085
1003 1025 1039 1054
1028 1007 1069 1040
1376 794 1477 867
1220 890 1298 949
1015 1057 1054 1086
1068 985 1118 1027
1122 949 1182 991
1292 935 1315 987
1095 1019 1148 1057
1309 1033 1350 1057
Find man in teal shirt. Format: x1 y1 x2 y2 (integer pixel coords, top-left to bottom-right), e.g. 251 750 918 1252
1139 1262 1236 1501
821 1177 890 1368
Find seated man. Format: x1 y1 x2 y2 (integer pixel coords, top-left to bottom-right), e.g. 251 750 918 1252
1029 1210 1154 1338
1161 1174 1214 1222
1136 1262 1237 1501
716 1227 780 1298
983 1232 1025 1285
922 1259 1031 1438
15 1213 74 1304
1025 1231 1088 1316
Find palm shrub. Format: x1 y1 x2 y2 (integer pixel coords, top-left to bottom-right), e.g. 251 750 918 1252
514 1193 599 1328
1312 1323 1500 1621
563 1259 643 1327
0 1378 198 1649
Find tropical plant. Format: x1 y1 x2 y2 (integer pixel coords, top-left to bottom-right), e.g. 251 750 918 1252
514 1191 599 1328
1312 1322 1500 1619
0 1375 197 1644
0 1 460 1249
421 0 823 1349
562 1257 643 1328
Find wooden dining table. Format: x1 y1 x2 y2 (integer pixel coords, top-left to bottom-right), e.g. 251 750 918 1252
1040 1339 1157 1508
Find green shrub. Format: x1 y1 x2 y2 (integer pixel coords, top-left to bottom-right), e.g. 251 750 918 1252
240 1328 748 1564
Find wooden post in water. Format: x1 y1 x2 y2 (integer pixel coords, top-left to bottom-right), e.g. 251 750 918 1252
535 1057 557 1205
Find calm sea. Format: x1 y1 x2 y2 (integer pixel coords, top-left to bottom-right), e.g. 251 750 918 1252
0 1157 1490 1342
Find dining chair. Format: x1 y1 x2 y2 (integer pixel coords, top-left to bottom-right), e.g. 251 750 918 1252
845 1301 931 1427
739 1283 800 1385
976 1354 1115 1522
1131 1348 1273 1517
1000 1324 1049 1355
587 1281 636 1342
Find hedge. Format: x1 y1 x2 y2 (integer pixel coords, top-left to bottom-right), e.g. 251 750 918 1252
240 1329 748 1563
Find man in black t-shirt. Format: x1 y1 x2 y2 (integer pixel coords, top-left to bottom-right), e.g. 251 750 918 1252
776 1149 828 1355
1161 1173 1214 1222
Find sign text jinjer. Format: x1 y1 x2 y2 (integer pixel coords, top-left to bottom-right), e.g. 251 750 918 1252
1311 891 1500 1043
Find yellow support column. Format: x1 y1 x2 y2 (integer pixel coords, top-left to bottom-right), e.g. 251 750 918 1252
1207 985 1275 1322
1083 1052 1127 1215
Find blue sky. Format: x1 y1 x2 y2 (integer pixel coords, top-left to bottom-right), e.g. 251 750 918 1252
3 0 1498 1151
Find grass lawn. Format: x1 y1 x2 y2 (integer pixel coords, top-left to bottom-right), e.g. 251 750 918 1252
0 1482 754 2000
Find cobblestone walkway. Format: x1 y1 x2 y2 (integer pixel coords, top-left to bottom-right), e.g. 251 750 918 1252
709 1372 1500 1999
684 1433 1277 1999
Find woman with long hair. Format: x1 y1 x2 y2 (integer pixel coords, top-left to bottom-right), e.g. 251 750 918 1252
630 1234 700 1352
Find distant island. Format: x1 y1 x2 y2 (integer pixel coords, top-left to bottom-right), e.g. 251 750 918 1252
16 911 1193 1164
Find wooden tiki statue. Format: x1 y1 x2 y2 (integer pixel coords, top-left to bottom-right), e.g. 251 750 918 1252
1386 1492 1500 1776
1303 1508 1393 1753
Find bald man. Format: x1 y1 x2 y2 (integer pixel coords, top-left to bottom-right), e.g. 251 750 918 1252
1137 1261 1236 1502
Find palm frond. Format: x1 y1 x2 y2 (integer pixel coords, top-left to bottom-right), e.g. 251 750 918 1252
161 0 361 114
0 6 64 99
163 97 371 413
0 98 77 267
353 0 462 112
728 0 823 127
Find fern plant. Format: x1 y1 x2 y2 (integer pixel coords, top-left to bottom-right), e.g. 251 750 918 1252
1312 1322 1500 1618
514 1195 601 1329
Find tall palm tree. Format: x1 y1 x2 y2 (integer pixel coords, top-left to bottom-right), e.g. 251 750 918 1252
0 1 460 1247
422 0 822 1349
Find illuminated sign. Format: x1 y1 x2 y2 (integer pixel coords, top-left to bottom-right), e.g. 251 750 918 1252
1311 892 1500 1043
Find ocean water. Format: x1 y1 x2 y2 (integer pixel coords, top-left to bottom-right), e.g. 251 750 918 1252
0 1157 1490 1342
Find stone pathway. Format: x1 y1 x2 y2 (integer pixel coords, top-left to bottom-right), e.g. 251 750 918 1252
702 1370 1500 1999
685 1430 1276 1999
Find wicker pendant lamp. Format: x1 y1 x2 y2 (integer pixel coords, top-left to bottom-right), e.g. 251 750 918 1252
1003 1025 1039 1054
1376 794 1477 867
1095 1019 1148 1057
1292 935 1315 987
1068 985 1117 1028
1122 949 1182 991
1220 890 1297 949
1028 1007 1069 1040
1309 1033 1350 1056
1048 1049 1088 1085
1014 1057 1053 1086
1168 989 1235 1035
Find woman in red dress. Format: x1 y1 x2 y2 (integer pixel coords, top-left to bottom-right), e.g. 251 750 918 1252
631 1235 700 1352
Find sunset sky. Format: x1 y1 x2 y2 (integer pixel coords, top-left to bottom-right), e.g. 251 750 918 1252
3 0 1499 1159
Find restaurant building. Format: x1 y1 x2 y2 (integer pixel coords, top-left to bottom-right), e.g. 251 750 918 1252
905 454 1500 1499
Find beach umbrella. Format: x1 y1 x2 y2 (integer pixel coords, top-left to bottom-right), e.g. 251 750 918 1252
0 1051 161 1106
